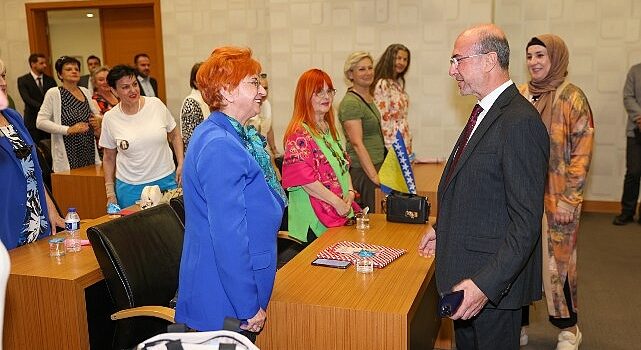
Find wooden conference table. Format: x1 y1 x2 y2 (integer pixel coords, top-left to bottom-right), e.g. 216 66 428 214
51 164 107 219
2 209 135 350
257 214 449 350
374 162 446 214
4 212 451 350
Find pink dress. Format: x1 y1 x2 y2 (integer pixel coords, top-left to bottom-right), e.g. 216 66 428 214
282 127 359 228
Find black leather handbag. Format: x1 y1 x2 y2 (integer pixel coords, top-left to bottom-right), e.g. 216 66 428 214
384 191 430 224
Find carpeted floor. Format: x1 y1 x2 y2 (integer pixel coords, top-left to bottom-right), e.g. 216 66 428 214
521 212 641 349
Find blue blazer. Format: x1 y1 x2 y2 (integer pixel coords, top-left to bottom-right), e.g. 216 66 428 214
0 108 51 250
435 84 549 309
175 111 285 331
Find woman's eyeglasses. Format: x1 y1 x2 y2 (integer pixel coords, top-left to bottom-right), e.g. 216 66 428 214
313 89 336 98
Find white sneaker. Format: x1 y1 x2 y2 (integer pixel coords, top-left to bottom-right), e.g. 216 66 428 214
555 326 582 350
519 326 528 346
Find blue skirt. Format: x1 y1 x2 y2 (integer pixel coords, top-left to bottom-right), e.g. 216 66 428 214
115 172 177 208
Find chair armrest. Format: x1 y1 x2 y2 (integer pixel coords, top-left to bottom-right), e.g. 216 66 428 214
111 306 175 323
277 231 303 245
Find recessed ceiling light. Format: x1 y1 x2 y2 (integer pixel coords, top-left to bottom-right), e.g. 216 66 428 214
86 13 94 18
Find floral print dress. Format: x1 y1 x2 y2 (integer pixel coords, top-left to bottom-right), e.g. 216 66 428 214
374 78 412 155
0 124 48 246
519 82 594 318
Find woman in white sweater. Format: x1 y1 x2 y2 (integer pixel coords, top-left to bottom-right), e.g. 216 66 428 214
36 56 101 172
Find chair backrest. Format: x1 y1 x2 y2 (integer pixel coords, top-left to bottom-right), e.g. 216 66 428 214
169 195 185 226
87 203 184 349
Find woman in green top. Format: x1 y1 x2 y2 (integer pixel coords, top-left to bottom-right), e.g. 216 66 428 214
281 69 361 243
338 52 386 212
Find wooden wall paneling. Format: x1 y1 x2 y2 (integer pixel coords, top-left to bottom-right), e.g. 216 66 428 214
100 6 166 101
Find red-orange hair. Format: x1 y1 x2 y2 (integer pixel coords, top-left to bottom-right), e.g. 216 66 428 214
284 69 338 142
197 46 262 111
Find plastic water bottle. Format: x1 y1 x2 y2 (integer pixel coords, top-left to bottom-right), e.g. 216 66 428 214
65 208 81 253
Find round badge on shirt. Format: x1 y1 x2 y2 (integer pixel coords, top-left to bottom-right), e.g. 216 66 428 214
118 139 129 150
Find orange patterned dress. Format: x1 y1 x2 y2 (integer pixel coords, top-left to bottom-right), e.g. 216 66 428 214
519 82 594 318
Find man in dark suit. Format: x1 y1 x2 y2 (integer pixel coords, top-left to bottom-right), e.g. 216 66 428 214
78 55 101 91
17 53 57 143
418 24 549 349
134 53 158 97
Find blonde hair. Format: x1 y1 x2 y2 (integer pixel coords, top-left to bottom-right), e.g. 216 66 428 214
90 65 111 85
0 58 6 74
343 51 373 85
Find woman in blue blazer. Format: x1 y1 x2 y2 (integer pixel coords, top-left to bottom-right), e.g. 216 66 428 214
175 47 285 336
0 59 64 250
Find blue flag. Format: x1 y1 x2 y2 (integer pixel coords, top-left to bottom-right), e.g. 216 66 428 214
378 130 416 194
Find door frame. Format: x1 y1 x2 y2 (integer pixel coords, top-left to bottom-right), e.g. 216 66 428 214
25 0 165 101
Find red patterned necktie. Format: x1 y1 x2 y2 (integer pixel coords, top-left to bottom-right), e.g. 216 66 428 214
446 103 483 183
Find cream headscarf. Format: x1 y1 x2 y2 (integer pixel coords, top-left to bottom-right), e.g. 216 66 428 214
526 34 569 130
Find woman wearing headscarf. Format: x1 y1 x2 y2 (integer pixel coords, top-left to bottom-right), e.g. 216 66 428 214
36 56 102 172
281 69 360 243
372 44 413 157
518 34 594 350
0 58 64 250
338 51 385 212
176 47 285 338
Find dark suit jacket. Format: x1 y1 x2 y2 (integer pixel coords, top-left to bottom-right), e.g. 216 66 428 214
17 72 57 140
435 83 550 310
137 75 158 97
79 74 90 89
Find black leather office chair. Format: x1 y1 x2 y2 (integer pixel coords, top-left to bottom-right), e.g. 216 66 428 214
169 195 185 226
169 195 301 269
87 204 184 350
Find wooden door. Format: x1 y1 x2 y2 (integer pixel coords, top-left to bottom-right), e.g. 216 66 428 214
25 0 165 102
25 9 53 77
100 6 166 101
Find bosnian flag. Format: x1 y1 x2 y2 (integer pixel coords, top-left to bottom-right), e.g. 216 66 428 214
378 130 416 194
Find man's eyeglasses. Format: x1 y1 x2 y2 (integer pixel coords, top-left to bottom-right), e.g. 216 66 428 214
313 89 337 98
449 52 490 67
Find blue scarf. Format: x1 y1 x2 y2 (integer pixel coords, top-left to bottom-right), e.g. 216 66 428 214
227 116 288 206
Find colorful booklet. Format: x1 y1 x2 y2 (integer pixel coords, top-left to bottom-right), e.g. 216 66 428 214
316 241 406 268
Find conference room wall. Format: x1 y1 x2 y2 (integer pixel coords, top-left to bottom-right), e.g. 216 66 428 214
47 10 103 83
1 0 639 204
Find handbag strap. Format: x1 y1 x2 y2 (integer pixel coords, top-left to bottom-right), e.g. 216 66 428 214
348 89 379 119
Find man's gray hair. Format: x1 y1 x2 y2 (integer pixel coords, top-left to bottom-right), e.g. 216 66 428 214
474 30 510 70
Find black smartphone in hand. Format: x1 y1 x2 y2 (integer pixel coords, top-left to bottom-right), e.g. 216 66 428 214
438 290 464 317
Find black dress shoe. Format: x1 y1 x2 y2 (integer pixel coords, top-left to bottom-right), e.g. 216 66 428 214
613 215 634 225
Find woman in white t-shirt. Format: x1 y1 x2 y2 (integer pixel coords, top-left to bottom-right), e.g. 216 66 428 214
99 65 184 208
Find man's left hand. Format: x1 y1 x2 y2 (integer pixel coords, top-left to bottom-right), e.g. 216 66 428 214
450 279 488 320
